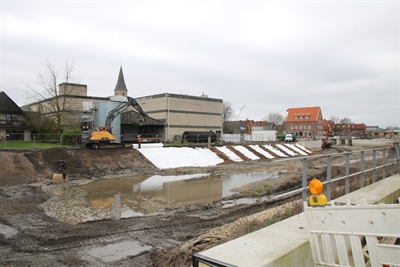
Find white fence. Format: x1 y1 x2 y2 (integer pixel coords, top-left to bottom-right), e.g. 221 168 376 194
304 199 400 267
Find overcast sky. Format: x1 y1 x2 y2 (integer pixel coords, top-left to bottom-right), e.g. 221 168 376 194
1 1 399 128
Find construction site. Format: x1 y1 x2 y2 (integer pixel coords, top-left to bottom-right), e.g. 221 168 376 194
0 139 398 267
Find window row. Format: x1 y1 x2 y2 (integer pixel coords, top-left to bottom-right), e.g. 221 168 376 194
290 125 313 130
294 115 309 120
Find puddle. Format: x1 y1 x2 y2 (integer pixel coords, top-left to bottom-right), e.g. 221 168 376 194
82 240 151 262
222 197 270 208
0 223 19 238
43 171 281 224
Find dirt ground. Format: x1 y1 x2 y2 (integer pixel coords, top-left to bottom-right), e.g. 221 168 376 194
0 143 390 267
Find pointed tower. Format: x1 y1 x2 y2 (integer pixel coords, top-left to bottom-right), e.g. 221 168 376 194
114 66 128 97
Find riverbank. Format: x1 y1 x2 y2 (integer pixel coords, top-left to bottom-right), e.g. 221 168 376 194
0 144 384 266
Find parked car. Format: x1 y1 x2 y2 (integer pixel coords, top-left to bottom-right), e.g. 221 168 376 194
285 133 293 142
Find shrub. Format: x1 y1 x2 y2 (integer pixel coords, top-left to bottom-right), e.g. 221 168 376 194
62 129 82 145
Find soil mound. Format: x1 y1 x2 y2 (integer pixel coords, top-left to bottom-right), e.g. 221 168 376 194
0 147 158 186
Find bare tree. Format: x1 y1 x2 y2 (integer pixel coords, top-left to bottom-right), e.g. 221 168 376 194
340 117 353 124
263 113 284 126
222 101 235 133
329 115 340 124
24 59 79 133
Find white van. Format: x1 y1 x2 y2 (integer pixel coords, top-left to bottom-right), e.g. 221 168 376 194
284 133 293 142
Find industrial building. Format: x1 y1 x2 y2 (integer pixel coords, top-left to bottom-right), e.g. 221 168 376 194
14 67 223 143
134 93 223 142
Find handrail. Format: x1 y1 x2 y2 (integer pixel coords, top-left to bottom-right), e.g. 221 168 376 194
271 143 400 209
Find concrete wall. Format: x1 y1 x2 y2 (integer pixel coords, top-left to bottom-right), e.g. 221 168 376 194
297 140 321 150
196 175 400 267
301 138 396 148
248 130 276 141
59 83 87 97
353 138 395 147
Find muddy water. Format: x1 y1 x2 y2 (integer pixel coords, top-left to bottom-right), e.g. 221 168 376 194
43 171 281 225
82 240 152 262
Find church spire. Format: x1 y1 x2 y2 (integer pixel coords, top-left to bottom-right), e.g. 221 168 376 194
114 66 128 97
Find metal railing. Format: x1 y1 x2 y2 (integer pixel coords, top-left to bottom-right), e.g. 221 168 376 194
0 133 83 148
271 143 400 209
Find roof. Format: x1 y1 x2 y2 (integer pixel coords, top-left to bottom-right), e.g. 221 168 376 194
0 91 25 114
286 106 321 123
137 93 223 103
114 66 128 92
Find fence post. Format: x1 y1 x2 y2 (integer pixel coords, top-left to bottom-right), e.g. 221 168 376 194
60 134 62 146
302 158 308 210
372 149 376 183
390 147 394 176
33 134 36 149
360 151 364 188
395 143 400 174
326 155 331 201
345 153 350 194
382 149 386 179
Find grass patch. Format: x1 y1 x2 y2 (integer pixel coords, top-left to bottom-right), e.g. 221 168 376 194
0 141 70 149
240 201 302 234
246 185 272 197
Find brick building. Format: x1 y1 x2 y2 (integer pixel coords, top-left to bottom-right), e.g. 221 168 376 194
286 106 324 137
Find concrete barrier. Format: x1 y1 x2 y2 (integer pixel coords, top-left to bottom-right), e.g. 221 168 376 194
353 139 394 147
193 175 400 267
298 140 321 150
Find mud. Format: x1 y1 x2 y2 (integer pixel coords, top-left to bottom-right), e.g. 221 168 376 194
0 144 389 267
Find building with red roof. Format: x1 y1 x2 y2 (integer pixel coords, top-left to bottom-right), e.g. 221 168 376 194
286 106 324 138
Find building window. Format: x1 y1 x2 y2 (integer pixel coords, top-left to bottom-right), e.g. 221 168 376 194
294 116 298 120
305 115 309 119
290 125 294 129
300 116 303 119
6 114 18 125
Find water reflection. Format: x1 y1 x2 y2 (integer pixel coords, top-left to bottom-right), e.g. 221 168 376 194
82 240 152 263
43 171 281 225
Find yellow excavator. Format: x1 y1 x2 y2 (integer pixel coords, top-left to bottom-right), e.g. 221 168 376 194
82 96 148 149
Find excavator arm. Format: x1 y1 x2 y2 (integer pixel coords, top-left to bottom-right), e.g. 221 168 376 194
104 96 148 133
82 96 148 149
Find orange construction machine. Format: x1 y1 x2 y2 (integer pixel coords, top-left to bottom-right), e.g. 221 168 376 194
322 124 332 148
246 118 253 135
